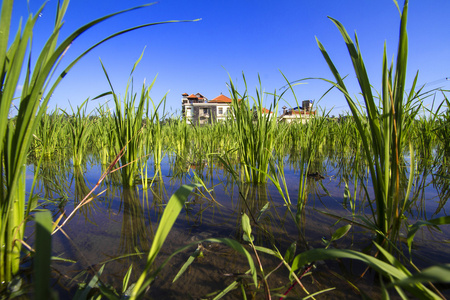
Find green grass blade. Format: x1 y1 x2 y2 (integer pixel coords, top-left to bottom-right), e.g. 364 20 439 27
291 247 439 299
390 264 450 287
74 265 105 300
207 238 258 287
130 183 199 299
407 216 450 254
172 246 202 283
0 0 13 79
122 264 133 294
34 210 52 300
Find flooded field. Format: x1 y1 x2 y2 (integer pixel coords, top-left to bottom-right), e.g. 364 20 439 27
23 151 450 299
3 0 450 298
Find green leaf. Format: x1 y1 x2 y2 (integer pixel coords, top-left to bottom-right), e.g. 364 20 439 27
343 182 350 207
97 283 120 300
390 264 450 287
242 233 254 243
212 270 252 300
330 224 352 244
74 265 105 300
130 184 199 299
253 246 278 257
206 238 258 287
149 184 198 260
284 242 297 264
291 247 439 299
34 210 53 300
172 246 202 283
241 213 252 241
298 287 336 299
256 202 270 222
122 264 133 294
407 216 450 256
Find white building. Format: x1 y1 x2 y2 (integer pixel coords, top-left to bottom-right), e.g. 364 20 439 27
182 93 233 125
279 100 315 124
182 93 313 125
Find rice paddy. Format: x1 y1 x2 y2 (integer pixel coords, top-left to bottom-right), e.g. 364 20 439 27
2 0 450 299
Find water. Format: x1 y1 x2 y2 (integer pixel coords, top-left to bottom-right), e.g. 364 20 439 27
24 153 450 298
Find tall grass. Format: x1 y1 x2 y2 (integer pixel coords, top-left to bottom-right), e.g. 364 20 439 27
0 0 197 288
100 53 149 187
63 98 94 166
168 117 191 157
92 104 115 165
0 0 77 284
434 92 450 162
316 0 420 253
31 108 68 159
228 75 281 184
279 80 329 221
288 1 450 298
139 89 166 189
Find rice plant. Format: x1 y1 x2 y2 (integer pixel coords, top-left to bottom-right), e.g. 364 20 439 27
0 0 198 289
316 0 421 253
283 102 328 222
167 117 191 157
100 53 149 187
31 108 68 159
228 74 282 184
288 1 450 298
63 98 94 166
434 91 450 162
92 103 115 165
0 0 77 284
139 89 166 189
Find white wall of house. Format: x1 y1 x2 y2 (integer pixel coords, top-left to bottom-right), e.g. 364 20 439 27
183 94 314 125
184 105 194 119
215 104 232 121
279 113 313 124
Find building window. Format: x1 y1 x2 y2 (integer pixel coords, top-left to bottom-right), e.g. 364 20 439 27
226 108 231 115
203 108 208 115
218 107 223 115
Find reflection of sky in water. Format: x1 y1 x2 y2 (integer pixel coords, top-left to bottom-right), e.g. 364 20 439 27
25 153 450 228
23 153 450 297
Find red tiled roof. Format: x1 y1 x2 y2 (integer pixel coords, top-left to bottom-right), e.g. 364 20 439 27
182 93 188 96
261 107 273 114
209 94 232 103
187 94 198 99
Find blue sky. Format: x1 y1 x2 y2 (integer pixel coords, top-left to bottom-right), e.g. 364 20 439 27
10 0 450 116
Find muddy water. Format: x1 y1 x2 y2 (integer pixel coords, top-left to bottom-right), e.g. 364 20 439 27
26 156 450 299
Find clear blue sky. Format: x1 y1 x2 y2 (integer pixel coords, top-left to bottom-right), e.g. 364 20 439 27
10 0 450 116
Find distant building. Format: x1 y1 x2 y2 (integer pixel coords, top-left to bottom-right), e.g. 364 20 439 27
182 93 314 125
182 93 233 125
208 94 234 122
252 107 275 120
279 100 315 124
